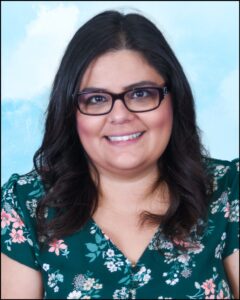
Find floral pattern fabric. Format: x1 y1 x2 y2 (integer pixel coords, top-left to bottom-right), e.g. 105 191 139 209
1 158 239 299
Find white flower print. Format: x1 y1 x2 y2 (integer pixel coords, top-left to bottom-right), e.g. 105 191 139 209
215 232 226 259
211 205 219 214
188 243 204 254
73 274 86 289
181 268 192 278
90 228 96 234
26 199 38 218
138 266 146 274
212 165 230 191
54 286 59 293
143 273 151 283
106 248 115 257
113 287 129 299
229 199 239 222
43 263 50 271
48 273 57 287
17 174 37 185
221 232 226 240
67 290 82 299
47 269 64 291
214 165 230 175
105 261 118 272
83 278 95 291
132 266 152 287
115 261 124 267
215 244 223 259
94 283 103 289
177 254 190 263
17 179 28 185
166 278 179 285
70 272 103 298
211 191 229 215
162 241 174 250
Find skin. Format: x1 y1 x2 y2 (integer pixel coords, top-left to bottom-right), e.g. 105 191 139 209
1 253 43 299
223 251 239 299
76 50 173 182
2 49 238 299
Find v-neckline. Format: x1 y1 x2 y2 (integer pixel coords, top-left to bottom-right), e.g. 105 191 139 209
89 217 161 267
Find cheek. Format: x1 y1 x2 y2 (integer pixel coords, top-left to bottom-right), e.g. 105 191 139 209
76 119 89 143
76 114 95 147
76 113 105 148
151 99 173 133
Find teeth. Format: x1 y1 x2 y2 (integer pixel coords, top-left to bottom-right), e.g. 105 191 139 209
108 132 142 142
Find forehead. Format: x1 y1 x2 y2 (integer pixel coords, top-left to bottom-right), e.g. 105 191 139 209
79 50 165 92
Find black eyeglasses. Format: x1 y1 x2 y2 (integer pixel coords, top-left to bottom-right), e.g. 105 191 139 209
73 86 169 116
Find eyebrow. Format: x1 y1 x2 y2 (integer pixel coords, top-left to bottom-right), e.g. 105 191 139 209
80 80 162 93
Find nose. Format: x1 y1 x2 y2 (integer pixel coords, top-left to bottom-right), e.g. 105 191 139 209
108 98 135 124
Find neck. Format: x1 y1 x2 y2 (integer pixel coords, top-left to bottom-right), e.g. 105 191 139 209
95 164 166 217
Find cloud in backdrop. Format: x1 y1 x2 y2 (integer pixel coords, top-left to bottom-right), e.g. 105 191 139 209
2 1 239 184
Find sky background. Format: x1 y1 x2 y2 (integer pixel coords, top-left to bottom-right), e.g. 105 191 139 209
2 1 239 184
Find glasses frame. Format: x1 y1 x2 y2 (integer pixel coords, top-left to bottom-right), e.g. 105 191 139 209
73 86 169 116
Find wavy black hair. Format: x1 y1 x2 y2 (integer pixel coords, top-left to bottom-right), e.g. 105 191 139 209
34 10 213 247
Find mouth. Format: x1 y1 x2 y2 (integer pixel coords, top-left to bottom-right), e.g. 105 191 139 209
104 131 145 143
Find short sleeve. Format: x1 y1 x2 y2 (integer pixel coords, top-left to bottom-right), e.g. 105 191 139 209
222 159 239 259
1 173 41 270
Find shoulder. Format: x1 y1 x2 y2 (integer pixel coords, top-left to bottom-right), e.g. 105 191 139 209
204 159 239 260
1 171 45 270
1 170 45 224
205 157 239 173
2 170 45 199
204 157 239 194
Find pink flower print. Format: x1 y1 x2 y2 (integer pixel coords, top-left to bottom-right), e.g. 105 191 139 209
201 279 216 296
11 210 24 229
10 228 27 243
173 238 194 248
217 290 224 299
1 209 13 228
223 202 230 218
206 295 215 299
48 239 67 256
217 289 229 299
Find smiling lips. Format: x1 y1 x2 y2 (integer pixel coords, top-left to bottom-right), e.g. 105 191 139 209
105 131 145 142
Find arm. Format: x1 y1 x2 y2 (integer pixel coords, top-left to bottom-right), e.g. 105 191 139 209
1 253 43 299
223 250 239 299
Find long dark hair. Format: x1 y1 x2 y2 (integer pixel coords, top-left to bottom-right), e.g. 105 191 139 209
34 10 213 247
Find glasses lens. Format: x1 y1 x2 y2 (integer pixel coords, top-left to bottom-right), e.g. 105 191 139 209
78 92 112 115
125 88 160 112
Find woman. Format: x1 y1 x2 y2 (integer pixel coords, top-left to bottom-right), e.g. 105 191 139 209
1 10 239 299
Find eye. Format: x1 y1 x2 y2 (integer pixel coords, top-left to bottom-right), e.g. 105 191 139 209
132 89 150 98
84 94 109 105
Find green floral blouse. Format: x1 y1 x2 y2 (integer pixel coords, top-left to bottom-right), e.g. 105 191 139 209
1 158 239 299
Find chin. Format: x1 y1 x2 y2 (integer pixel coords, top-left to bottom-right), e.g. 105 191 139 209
107 160 149 174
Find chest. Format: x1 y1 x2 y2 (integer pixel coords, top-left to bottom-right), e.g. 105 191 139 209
91 213 159 266
91 203 170 265
40 217 233 300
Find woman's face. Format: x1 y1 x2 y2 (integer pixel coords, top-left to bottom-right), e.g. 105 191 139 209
76 50 173 177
